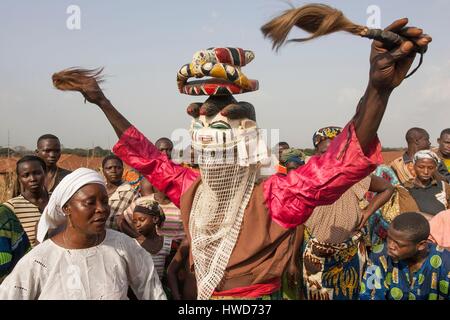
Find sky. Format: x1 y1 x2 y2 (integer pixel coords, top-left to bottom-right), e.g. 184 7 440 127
0 0 449 150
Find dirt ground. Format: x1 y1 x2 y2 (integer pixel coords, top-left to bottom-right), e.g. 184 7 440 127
380 151 403 165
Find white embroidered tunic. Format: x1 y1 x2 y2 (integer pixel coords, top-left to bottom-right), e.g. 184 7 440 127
0 229 166 300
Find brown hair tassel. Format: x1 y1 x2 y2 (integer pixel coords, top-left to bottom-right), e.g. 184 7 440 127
261 3 365 51
52 67 104 92
261 3 426 78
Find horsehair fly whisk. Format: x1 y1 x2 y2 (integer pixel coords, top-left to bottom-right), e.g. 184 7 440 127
261 3 426 79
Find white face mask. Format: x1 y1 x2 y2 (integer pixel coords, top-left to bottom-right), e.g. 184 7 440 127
189 113 268 167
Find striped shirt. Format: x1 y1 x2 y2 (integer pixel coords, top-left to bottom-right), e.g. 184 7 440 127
4 196 42 247
151 236 172 280
107 183 138 230
150 195 185 241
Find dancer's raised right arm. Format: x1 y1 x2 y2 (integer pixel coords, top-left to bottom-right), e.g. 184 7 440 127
53 70 200 206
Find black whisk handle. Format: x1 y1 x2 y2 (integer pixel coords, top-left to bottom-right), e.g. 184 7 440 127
361 28 427 54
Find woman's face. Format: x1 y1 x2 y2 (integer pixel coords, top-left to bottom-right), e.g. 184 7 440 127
64 184 110 235
414 159 437 184
17 161 45 193
132 211 156 236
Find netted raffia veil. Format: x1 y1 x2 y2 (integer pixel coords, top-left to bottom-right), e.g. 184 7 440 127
189 127 267 299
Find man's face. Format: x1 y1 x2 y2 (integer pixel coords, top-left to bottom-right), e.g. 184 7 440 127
438 133 450 158
103 159 124 184
416 133 431 151
36 138 61 167
413 158 437 184
386 227 420 261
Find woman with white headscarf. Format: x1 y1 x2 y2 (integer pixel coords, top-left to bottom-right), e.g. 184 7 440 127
390 151 450 221
408 151 450 217
0 168 166 300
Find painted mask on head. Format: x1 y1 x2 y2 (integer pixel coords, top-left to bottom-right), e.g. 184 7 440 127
187 98 267 167
177 47 263 300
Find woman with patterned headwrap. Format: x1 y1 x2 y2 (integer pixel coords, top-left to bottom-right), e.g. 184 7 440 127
131 198 172 281
312 126 344 155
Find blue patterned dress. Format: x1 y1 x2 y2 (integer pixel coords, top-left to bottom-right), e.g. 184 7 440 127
367 165 400 246
360 242 450 300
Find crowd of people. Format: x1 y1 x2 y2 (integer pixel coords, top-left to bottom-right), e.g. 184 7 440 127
275 128 450 300
0 8 448 300
1 126 448 300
